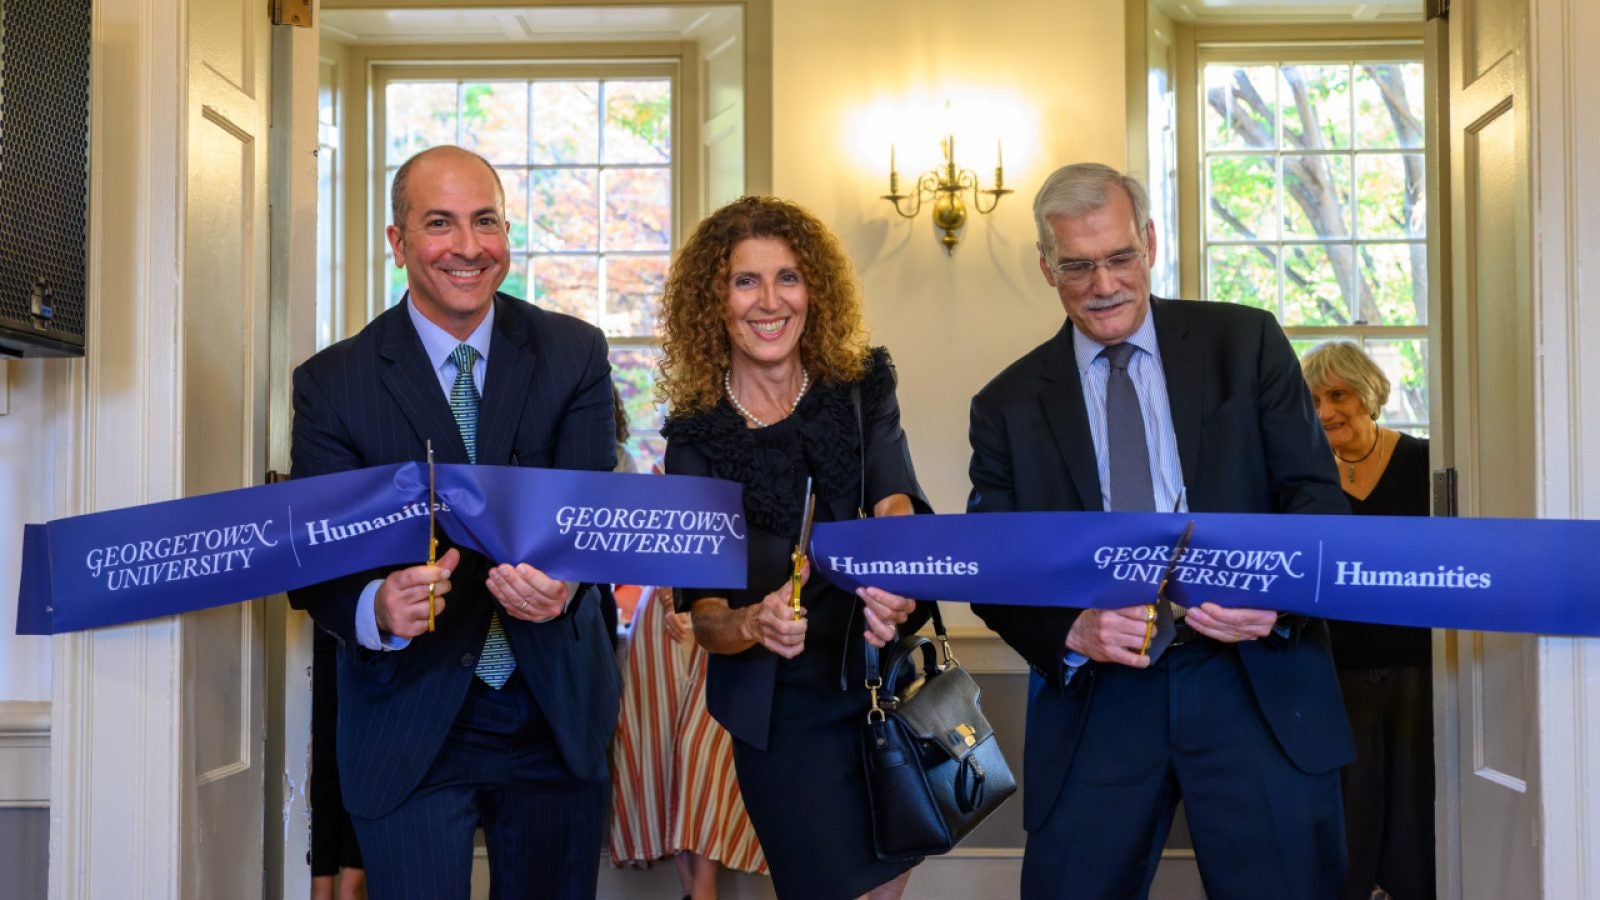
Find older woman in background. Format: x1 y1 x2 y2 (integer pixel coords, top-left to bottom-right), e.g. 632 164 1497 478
1301 341 1435 900
657 196 928 900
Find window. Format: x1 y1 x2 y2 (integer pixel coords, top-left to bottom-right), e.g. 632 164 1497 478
378 73 674 470
1199 54 1428 433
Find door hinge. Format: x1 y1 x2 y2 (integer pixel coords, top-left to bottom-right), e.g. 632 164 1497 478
1431 467 1458 517
270 0 312 28
265 469 289 485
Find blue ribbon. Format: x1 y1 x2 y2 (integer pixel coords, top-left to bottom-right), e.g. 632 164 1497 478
811 511 1600 637
17 464 747 635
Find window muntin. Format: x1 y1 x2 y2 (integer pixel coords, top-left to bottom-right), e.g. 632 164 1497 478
1201 57 1428 435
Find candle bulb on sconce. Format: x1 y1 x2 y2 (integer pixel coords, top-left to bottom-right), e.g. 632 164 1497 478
880 123 1012 255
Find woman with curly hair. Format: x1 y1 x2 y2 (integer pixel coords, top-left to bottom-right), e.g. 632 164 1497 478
658 196 929 900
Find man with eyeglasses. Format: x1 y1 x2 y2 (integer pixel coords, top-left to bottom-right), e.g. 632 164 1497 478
968 163 1353 899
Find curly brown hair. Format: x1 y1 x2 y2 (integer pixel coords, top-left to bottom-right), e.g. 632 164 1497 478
657 196 870 415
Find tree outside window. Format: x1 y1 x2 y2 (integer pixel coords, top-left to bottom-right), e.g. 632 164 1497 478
1202 58 1428 434
382 76 672 470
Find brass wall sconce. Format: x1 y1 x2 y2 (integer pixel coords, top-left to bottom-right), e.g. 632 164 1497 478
882 133 1011 254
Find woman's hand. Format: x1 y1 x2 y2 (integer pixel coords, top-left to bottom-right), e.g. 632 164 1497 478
858 586 917 648
738 564 810 659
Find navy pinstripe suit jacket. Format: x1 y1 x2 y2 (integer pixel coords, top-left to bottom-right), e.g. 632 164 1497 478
287 293 621 819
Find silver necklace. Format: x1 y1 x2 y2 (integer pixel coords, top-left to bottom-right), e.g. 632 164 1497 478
724 367 809 428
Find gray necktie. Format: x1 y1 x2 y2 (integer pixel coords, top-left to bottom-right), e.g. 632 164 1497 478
1102 342 1175 658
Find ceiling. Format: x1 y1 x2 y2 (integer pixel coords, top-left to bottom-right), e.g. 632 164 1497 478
1149 0 1424 23
320 5 736 45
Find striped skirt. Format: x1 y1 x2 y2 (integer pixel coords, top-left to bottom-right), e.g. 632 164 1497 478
608 587 767 874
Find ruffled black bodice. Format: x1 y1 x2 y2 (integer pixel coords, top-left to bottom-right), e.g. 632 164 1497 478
662 347 897 537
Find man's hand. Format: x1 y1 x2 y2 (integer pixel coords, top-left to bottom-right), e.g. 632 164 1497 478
486 562 570 622
1182 602 1278 643
740 565 810 659
1065 604 1157 668
858 586 917 648
374 547 461 639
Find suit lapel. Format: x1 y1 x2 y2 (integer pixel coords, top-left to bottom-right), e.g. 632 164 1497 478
1037 322 1102 509
476 295 536 466
378 303 472 463
1153 298 1203 492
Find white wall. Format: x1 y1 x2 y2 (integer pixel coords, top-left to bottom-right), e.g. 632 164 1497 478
0 360 57 702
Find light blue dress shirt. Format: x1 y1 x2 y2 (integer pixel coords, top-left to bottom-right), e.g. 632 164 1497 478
355 297 495 650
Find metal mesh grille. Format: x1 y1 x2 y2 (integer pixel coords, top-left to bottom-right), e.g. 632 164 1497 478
0 0 92 349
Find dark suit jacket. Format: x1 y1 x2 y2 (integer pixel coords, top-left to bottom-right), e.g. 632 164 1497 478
968 297 1354 829
287 293 621 819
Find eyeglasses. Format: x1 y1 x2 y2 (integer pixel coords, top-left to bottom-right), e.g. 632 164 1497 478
1050 250 1146 287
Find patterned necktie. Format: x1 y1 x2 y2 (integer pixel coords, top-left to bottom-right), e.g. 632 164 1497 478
450 344 515 689
1102 342 1175 659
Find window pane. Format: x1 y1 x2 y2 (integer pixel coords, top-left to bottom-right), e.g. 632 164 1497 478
605 255 667 337
532 255 599 322
1207 245 1277 313
1356 154 1426 238
1362 337 1429 427
1354 63 1425 150
623 434 667 475
1208 155 1278 240
1205 64 1277 150
500 256 529 300
531 81 599 164
460 82 528 164
1279 64 1351 150
530 169 599 251
604 168 671 251
500 169 529 250
386 81 458 164
387 263 407 308
1282 154 1352 239
1358 243 1428 325
603 80 671 164
1282 244 1352 326
610 345 665 431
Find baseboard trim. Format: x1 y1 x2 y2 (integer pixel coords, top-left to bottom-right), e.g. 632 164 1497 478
0 701 50 808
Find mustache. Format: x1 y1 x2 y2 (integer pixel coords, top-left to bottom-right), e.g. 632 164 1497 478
1081 291 1134 312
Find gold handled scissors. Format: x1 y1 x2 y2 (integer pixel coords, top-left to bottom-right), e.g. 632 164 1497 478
426 440 439 633
790 477 817 621
1140 519 1194 655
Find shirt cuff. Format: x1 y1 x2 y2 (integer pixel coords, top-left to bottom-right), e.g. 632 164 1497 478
1062 650 1089 687
356 579 411 651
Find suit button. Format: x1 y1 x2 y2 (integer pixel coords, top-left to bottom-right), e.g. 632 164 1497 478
460 653 475 668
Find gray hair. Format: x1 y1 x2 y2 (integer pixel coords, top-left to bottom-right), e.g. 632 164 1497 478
1032 163 1152 259
390 145 505 229
1300 341 1390 420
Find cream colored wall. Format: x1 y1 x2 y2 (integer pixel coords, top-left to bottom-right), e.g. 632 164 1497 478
768 0 1128 515
0 361 56 701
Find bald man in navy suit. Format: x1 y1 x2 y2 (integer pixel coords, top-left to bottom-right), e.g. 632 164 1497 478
968 164 1353 900
289 146 619 899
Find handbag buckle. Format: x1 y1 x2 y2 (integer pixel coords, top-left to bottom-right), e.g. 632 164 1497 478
936 632 960 668
866 676 887 723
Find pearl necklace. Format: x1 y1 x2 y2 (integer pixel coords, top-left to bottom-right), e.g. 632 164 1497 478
724 368 809 428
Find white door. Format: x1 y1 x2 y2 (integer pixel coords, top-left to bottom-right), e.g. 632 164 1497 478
181 0 272 895
1440 0 1540 896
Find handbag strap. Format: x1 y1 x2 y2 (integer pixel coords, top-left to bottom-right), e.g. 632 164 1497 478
851 383 866 518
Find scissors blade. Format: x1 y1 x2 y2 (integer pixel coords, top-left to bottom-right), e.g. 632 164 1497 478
795 478 817 557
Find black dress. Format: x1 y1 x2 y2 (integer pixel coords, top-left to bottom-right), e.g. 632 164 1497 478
1332 431 1436 900
663 348 928 899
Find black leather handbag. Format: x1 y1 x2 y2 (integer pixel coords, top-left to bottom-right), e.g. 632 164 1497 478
859 603 1017 861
